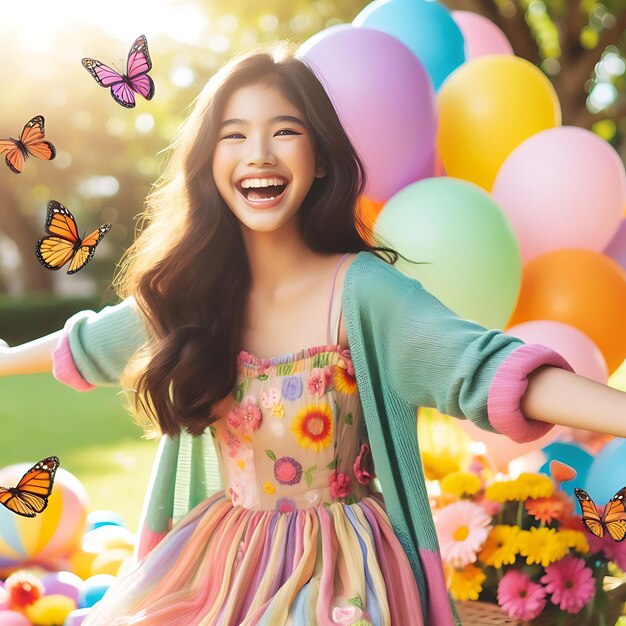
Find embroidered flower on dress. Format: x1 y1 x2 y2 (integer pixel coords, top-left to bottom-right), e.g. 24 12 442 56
307 368 330 397
261 387 281 409
224 431 241 458
270 403 285 418
291 403 333 452
330 471 352 499
282 376 303 400
276 498 297 513
263 482 276 495
353 443 375 485
228 395 262 434
331 606 364 624
274 457 303 485
334 361 357 395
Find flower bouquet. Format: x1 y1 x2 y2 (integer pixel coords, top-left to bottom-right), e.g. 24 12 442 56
429 468 626 626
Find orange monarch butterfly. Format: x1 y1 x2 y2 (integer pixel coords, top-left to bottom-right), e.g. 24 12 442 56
36 200 111 274
574 486 626 542
0 116 56 174
0 457 60 518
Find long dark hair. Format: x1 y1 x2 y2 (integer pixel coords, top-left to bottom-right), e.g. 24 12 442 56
115 43 398 436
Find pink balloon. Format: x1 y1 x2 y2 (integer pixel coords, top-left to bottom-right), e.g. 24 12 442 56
492 126 626 263
452 11 514 60
0 611 30 626
455 420 568 473
506 320 609 384
298 25 437 201
605 218 626 269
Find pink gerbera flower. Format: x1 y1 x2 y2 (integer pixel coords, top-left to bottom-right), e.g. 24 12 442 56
435 500 492 568
497 570 547 621
541 555 596 614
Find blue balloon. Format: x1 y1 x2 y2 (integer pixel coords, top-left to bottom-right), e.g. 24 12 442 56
78 575 116 609
584 438 626 503
538 442 593 498
353 0 465 90
87 510 127 531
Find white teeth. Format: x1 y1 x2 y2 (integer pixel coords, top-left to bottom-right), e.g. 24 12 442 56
240 177 286 189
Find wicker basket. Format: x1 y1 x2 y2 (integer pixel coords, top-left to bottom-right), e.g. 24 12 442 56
456 577 626 626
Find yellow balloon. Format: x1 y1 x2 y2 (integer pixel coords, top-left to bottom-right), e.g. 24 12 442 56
437 55 561 190
90 548 134 577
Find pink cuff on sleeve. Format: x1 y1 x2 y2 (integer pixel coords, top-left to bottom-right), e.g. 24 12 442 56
51 333 96 391
487 344 574 443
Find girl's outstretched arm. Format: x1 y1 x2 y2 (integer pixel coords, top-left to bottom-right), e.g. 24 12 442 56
0 332 62 376
522 365 626 437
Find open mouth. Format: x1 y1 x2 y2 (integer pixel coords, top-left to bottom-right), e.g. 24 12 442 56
238 178 288 202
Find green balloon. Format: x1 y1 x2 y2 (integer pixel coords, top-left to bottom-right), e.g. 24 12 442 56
373 178 521 329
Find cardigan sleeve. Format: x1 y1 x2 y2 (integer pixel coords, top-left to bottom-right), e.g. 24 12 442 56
52 297 150 389
386 279 573 444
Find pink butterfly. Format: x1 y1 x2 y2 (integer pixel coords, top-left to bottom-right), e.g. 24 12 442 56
81 35 155 108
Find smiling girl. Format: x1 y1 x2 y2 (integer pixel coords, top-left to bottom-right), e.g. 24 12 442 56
2 43 626 626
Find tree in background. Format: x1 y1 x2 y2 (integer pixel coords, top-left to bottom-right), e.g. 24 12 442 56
0 0 624 295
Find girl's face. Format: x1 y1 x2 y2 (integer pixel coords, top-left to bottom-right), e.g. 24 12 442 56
212 82 325 235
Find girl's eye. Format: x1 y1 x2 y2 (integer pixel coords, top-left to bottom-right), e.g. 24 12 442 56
275 129 301 136
221 132 244 140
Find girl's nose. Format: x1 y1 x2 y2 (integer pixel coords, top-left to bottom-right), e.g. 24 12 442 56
246 137 277 167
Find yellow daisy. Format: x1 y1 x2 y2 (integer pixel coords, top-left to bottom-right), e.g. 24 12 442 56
422 450 461 481
478 525 520 568
291 403 333 452
558 529 589 554
485 480 520 503
515 473 554 500
516 527 568 567
449 564 486 601
441 471 481 497
263 482 276 495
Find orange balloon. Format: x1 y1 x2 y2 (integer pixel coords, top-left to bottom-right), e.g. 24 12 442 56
509 249 626 373
355 196 385 245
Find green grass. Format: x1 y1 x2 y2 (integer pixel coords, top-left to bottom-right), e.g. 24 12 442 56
0 374 159 532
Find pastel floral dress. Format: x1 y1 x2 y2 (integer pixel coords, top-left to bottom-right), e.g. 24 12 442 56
83 258 424 626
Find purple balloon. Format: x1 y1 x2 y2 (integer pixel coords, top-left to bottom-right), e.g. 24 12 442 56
298 25 437 202
604 218 626 269
42 571 82 603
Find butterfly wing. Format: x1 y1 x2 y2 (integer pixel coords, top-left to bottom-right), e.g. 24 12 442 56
4 147 25 174
67 224 111 274
0 487 38 517
44 200 80 242
35 201 80 271
36 237 76 271
603 487 626 542
19 115 56 162
0 457 60 517
574 487 605 538
0 139 17 154
82 58 136 108
126 35 154 101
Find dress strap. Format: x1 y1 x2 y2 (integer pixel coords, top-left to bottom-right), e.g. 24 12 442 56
326 253 350 345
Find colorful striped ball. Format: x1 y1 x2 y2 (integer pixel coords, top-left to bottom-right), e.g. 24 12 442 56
0 465 88 575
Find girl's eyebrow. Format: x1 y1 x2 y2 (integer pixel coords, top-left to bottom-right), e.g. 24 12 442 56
219 115 306 129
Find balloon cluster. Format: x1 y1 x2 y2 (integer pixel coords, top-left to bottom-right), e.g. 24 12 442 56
0 463 135 626
298 0 626 378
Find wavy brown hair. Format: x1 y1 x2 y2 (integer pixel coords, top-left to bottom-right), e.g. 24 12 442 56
115 43 398 437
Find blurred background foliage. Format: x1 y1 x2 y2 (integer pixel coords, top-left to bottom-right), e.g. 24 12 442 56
1 0 626 322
